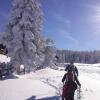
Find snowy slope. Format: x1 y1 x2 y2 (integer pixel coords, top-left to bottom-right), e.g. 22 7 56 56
0 68 63 100
76 63 100 100
0 54 100 100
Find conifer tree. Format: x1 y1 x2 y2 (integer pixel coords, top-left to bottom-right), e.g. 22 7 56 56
3 0 45 73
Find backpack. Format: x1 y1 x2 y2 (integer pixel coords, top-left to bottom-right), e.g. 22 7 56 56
68 64 79 76
65 64 76 73
66 71 75 82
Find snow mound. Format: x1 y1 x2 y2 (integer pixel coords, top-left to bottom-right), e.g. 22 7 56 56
0 54 10 63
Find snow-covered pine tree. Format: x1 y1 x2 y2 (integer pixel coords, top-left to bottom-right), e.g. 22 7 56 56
42 38 57 69
3 0 45 73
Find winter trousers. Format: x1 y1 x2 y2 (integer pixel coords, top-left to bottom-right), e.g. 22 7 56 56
62 92 74 100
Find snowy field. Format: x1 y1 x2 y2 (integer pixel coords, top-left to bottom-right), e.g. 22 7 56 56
0 55 100 100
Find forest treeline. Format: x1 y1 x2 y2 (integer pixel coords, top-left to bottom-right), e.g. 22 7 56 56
56 50 100 64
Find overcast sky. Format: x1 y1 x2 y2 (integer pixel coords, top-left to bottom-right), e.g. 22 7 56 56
1 0 100 51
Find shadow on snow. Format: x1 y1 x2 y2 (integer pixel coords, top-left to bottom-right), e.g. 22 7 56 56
26 96 60 100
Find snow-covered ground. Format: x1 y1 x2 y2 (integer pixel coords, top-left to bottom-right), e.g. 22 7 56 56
0 55 100 100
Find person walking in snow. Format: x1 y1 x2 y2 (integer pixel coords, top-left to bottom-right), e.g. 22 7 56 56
62 66 81 100
65 61 79 76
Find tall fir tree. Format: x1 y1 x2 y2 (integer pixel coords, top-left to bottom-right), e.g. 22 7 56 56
3 0 45 73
